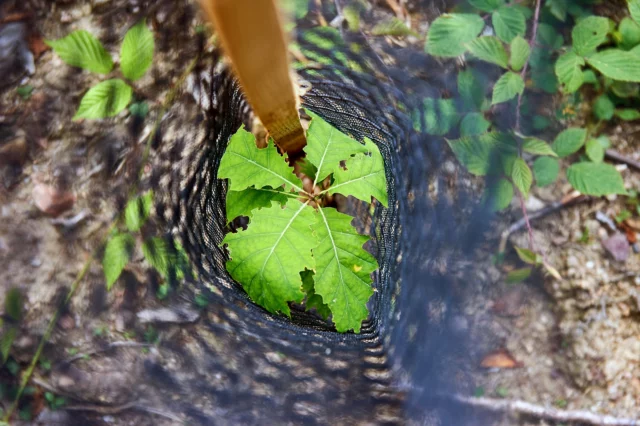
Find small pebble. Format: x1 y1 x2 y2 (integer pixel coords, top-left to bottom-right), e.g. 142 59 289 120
586 261 595 269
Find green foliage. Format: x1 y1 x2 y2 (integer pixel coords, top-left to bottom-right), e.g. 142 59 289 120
460 113 491 136
511 158 532 197
551 127 587 158
587 49 640 82
125 191 153 232
491 71 525 104
555 51 585 93
74 79 133 120
120 20 154 81
371 18 418 37
567 162 627 196
46 30 113 74
572 16 610 56
492 6 526 43
220 112 387 332
533 157 560 187
16 85 33 100
48 21 154 120
103 233 135 290
468 36 509 69
510 36 531 72
425 14 485 57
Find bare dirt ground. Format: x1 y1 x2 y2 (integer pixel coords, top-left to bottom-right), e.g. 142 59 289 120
1 0 639 425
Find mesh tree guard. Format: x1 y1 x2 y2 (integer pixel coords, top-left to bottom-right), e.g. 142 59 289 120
143 25 491 426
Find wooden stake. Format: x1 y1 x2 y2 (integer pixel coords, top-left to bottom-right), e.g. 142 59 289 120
199 0 306 154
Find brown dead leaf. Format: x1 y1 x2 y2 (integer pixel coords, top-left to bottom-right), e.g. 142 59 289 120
32 183 76 217
625 218 640 232
481 349 523 369
620 222 638 244
28 31 49 58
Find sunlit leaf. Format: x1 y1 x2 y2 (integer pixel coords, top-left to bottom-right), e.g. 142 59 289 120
74 79 132 120
567 162 627 196
120 20 154 81
426 14 485 58
46 30 113 74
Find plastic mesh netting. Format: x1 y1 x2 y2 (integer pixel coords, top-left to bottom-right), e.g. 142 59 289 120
146 21 492 426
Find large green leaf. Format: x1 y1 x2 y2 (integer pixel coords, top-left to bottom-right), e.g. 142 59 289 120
46 30 113 74
311 207 376 332
586 49 640 82
572 16 610 56
74 79 132 120
551 127 587 157
304 111 369 184
103 233 135 290
585 138 605 162
510 35 530 72
555 51 585 93
326 139 388 207
467 36 509 68
426 14 485 58
533 156 559 187
218 128 304 192
485 178 513 211
492 6 526 43
567 162 626 196
458 68 486 111
593 94 615 120
491 72 524 104
615 108 640 120
120 20 154 81
225 188 291 222
223 199 316 316
511 158 532 197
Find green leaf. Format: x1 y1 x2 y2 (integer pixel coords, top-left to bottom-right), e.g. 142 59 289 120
567 162 627 196
120 20 154 81
416 98 460 135
586 49 640 82
467 36 509 68
585 138 605 162
124 191 153 232
486 178 513 211
297 157 317 181
510 36 530 72
342 4 361 31
522 137 557 157
142 237 190 281
129 101 149 118
533 115 551 131
506 267 532 283
16 85 33 99
425 14 486 58
218 128 304 192
537 23 564 48
547 0 567 21
551 127 587 157
533 156 560 187
305 111 371 184
371 18 418 37
223 199 316 316
225 187 290 222
468 0 504 12
1 327 17 363
515 246 541 265
311 207 376 333
74 79 133 120
555 51 585 93
618 17 640 50
491 72 524 104
446 132 510 176
46 30 113 74
103 233 135 290
492 6 526 43
615 108 640 120
301 270 331 320
4 288 23 322
593 94 615 120
610 81 639 97
572 16 610 56
460 112 491 136
583 69 599 85
511 158 532 197
596 135 611 149
458 68 486 111
327 139 388 207
630 0 640 24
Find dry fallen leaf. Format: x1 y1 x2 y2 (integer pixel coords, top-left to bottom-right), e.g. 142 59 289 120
28 31 49 58
481 349 523 369
32 183 76 217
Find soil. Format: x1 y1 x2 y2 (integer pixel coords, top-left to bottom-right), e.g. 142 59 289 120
0 0 639 425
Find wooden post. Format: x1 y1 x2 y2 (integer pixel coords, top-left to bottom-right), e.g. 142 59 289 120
199 0 306 154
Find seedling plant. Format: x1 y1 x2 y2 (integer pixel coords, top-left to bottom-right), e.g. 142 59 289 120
218 111 388 333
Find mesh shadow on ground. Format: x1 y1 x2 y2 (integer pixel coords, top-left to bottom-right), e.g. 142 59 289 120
139 28 497 424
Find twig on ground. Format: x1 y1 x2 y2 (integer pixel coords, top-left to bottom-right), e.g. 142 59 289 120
499 191 587 253
605 149 640 172
449 394 640 426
